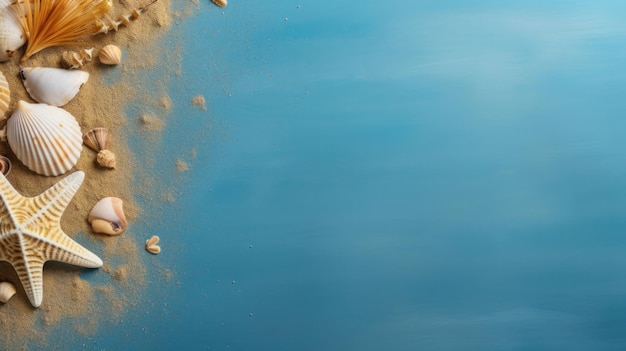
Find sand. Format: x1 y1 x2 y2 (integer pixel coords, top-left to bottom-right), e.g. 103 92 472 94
0 0 179 348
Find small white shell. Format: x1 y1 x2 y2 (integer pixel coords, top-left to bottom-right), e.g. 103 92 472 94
99 45 121 65
88 197 128 236
0 70 9 117
7 100 83 176
0 281 16 303
0 2 26 62
20 67 89 107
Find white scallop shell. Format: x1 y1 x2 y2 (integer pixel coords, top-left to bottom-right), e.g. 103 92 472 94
88 197 128 235
0 1 25 62
0 70 10 117
7 100 83 176
20 67 89 107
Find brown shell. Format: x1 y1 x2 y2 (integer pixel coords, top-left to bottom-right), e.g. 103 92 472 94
0 155 11 176
211 0 227 7
83 127 111 152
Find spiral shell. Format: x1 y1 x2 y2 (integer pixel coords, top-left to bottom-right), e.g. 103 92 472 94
7 101 83 176
20 67 89 107
99 44 121 65
88 197 128 235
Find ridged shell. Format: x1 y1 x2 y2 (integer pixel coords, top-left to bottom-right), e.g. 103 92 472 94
88 197 127 235
99 44 121 65
83 127 110 151
20 67 89 107
0 281 16 303
0 1 26 62
0 70 9 117
7 101 83 176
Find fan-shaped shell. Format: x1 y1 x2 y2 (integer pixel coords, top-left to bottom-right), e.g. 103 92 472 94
99 44 121 65
20 67 89 107
83 127 110 151
7 100 83 176
0 1 26 62
0 70 9 117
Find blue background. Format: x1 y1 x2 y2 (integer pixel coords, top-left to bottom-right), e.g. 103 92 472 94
59 1 626 350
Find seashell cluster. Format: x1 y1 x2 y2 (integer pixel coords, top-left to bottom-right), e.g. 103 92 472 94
99 44 121 65
62 48 94 69
83 128 116 168
20 67 89 106
0 1 26 62
6 101 83 176
88 197 128 236
0 281 16 303
0 70 9 117
145 235 161 254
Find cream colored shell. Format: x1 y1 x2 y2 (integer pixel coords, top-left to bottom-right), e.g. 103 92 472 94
88 197 128 235
99 44 121 65
0 281 16 303
0 1 26 62
211 0 227 7
20 67 89 107
0 70 9 117
145 235 161 254
7 101 83 176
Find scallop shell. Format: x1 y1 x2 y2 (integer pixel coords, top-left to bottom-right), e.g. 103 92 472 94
0 70 9 117
88 197 128 236
0 1 26 62
83 127 110 152
7 100 83 176
145 235 161 254
0 281 16 303
99 44 121 65
0 155 11 176
20 67 89 107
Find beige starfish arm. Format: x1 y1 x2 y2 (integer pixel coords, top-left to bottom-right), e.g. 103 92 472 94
31 229 103 268
12 257 44 307
25 171 85 230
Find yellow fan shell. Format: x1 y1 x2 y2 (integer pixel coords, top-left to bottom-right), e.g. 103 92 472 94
7 101 83 176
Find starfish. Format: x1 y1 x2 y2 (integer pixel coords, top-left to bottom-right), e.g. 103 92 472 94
0 170 102 307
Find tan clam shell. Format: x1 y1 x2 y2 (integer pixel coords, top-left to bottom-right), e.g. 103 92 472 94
0 281 16 303
6 101 83 176
20 67 89 107
99 44 121 65
0 70 9 117
211 0 227 7
0 1 26 62
145 235 161 254
88 197 127 235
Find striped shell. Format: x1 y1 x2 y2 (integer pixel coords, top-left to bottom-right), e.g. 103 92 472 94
7 101 83 176
0 1 26 62
0 70 9 117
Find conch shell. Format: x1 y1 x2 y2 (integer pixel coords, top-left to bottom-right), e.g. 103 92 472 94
7 101 83 176
20 67 89 106
88 197 127 236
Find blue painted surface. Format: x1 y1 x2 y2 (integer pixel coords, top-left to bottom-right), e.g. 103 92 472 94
45 0 626 350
